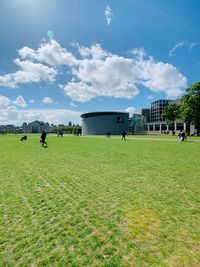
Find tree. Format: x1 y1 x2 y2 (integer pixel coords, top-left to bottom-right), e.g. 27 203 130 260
161 103 180 134
181 81 200 136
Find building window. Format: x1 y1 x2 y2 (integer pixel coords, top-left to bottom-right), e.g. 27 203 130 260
176 123 184 130
161 124 167 130
149 125 153 131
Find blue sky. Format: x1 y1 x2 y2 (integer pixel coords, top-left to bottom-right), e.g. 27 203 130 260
0 0 200 125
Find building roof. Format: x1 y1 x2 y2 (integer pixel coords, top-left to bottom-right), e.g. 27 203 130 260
29 120 45 125
81 111 129 118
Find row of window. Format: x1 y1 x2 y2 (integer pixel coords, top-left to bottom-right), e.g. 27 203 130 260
144 123 184 131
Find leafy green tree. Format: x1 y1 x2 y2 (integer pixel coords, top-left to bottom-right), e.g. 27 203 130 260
181 81 200 135
52 125 82 134
161 103 180 134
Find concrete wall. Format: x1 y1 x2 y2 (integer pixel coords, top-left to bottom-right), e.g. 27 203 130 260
82 113 129 135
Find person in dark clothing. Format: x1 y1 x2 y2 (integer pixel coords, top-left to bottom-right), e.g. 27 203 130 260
58 131 63 137
40 131 48 147
182 131 186 141
178 130 187 141
178 130 183 141
106 132 111 138
77 129 82 136
121 131 127 140
20 135 27 141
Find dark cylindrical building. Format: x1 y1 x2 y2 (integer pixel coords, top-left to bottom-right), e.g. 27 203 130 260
81 111 129 135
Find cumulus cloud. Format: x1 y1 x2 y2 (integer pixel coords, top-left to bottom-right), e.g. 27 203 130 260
137 57 187 98
105 6 113 26
0 75 14 88
0 59 57 88
29 99 35 103
130 47 147 59
168 42 184 57
0 95 27 108
0 39 77 89
0 106 82 126
0 94 81 125
0 40 187 101
61 45 187 101
13 95 27 108
18 39 78 66
0 95 12 108
42 97 54 104
77 43 111 59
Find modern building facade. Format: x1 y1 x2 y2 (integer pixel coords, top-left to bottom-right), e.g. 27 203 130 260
141 108 150 123
150 99 171 122
81 111 129 135
129 114 146 134
130 99 187 134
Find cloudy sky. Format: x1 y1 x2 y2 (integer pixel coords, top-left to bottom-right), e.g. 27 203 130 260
0 0 200 125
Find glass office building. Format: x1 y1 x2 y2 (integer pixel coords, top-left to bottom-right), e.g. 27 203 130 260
150 99 171 122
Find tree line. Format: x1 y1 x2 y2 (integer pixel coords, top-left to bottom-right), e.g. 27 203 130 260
52 125 82 134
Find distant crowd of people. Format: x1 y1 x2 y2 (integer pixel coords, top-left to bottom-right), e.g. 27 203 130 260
19 128 191 147
19 129 82 148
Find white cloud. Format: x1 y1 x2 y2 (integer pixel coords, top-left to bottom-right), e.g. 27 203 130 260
169 42 184 57
0 96 81 125
14 59 57 83
29 99 35 103
13 95 27 108
0 75 15 88
0 59 57 88
130 47 147 59
0 95 12 108
62 45 140 101
0 95 27 109
189 42 200 52
124 106 137 117
70 102 77 108
138 58 187 98
63 82 99 102
1 41 187 101
77 43 111 59
105 6 113 26
0 107 82 126
62 44 187 101
42 97 54 104
0 40 76 89
18 39 78 66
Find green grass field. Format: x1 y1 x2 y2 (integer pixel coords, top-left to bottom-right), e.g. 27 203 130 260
0 134 199 266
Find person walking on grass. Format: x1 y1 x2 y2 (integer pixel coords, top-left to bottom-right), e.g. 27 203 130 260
40 130 48 147
106 132 111 138
121 131 127 140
